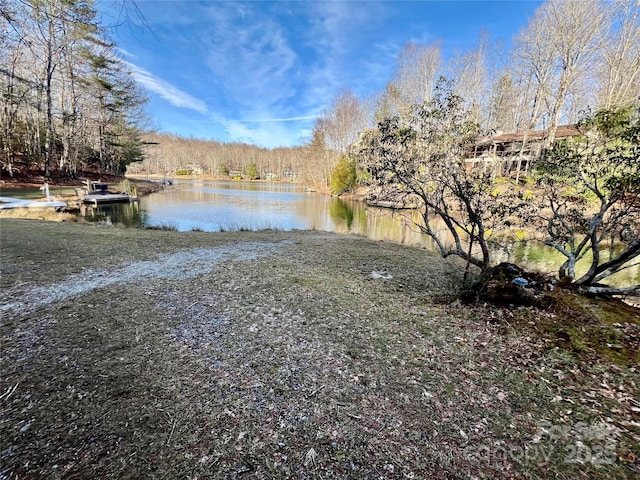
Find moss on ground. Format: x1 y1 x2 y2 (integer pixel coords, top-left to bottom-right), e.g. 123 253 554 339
534 288 640 366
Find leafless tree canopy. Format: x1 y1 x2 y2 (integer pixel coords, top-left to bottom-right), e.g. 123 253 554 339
1 0 147 176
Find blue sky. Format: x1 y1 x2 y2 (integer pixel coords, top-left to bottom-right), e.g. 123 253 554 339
98 1 542 148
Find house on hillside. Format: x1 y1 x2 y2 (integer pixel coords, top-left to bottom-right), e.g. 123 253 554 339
352 124 584 183
465 125 582 180
176 164 204 176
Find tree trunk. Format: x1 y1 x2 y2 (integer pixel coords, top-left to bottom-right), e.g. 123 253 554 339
44 11 55 178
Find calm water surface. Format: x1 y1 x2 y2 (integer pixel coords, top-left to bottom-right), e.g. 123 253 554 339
80 179 638 287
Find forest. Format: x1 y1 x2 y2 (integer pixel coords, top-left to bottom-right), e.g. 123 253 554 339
2 0 638 187
1 0 147 179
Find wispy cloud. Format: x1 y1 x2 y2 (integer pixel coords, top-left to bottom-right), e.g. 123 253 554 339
222 118 310 148
299 2 388 111
108 1 398 147
122 60 209 115
115 47 136 59
104 0 544 151
200 3 298 111
183 110 314 148
242 115 317 123
182 2 315 147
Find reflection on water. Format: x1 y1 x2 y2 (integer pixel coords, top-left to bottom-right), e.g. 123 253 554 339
139 180 328 231
329 198 354 229
81 202 143 227
81 180 639 287
508 240 638 288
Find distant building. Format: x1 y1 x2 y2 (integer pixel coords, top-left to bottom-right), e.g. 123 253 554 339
465 125 582 179
353 124 583 182
176 164 204 175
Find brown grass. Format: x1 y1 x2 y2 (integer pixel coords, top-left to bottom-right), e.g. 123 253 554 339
1 219 638 479
0 208 78 223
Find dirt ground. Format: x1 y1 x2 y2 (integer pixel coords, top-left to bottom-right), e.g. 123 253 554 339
1 219 638 479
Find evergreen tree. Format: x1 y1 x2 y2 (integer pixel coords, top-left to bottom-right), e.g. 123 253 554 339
330 155 356 195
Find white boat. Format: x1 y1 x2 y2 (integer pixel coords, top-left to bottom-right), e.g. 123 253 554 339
0 183 68 210
78 180 138 205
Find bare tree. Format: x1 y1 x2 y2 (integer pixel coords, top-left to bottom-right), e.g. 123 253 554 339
302 90 370 189
513 0 607 143
305 119 334 188
0 1 30 175
322 89 369 154
0 0 148 178
449 31 491 130
487 72 520 133
596 0 640 109
376 42 441 122
23 0 59 176
511 24 554 133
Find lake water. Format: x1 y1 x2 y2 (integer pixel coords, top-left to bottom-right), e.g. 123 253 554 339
74 179 638 288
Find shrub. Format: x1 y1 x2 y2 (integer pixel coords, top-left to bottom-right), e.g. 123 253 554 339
330 155 356 195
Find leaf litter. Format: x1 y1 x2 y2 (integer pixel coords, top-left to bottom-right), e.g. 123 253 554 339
0 219 638 479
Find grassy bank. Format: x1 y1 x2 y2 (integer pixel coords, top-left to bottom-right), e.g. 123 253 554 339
0 219 638 479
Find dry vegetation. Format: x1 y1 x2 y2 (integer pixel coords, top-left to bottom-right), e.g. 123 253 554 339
1 219 638 479
0 208 78 223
